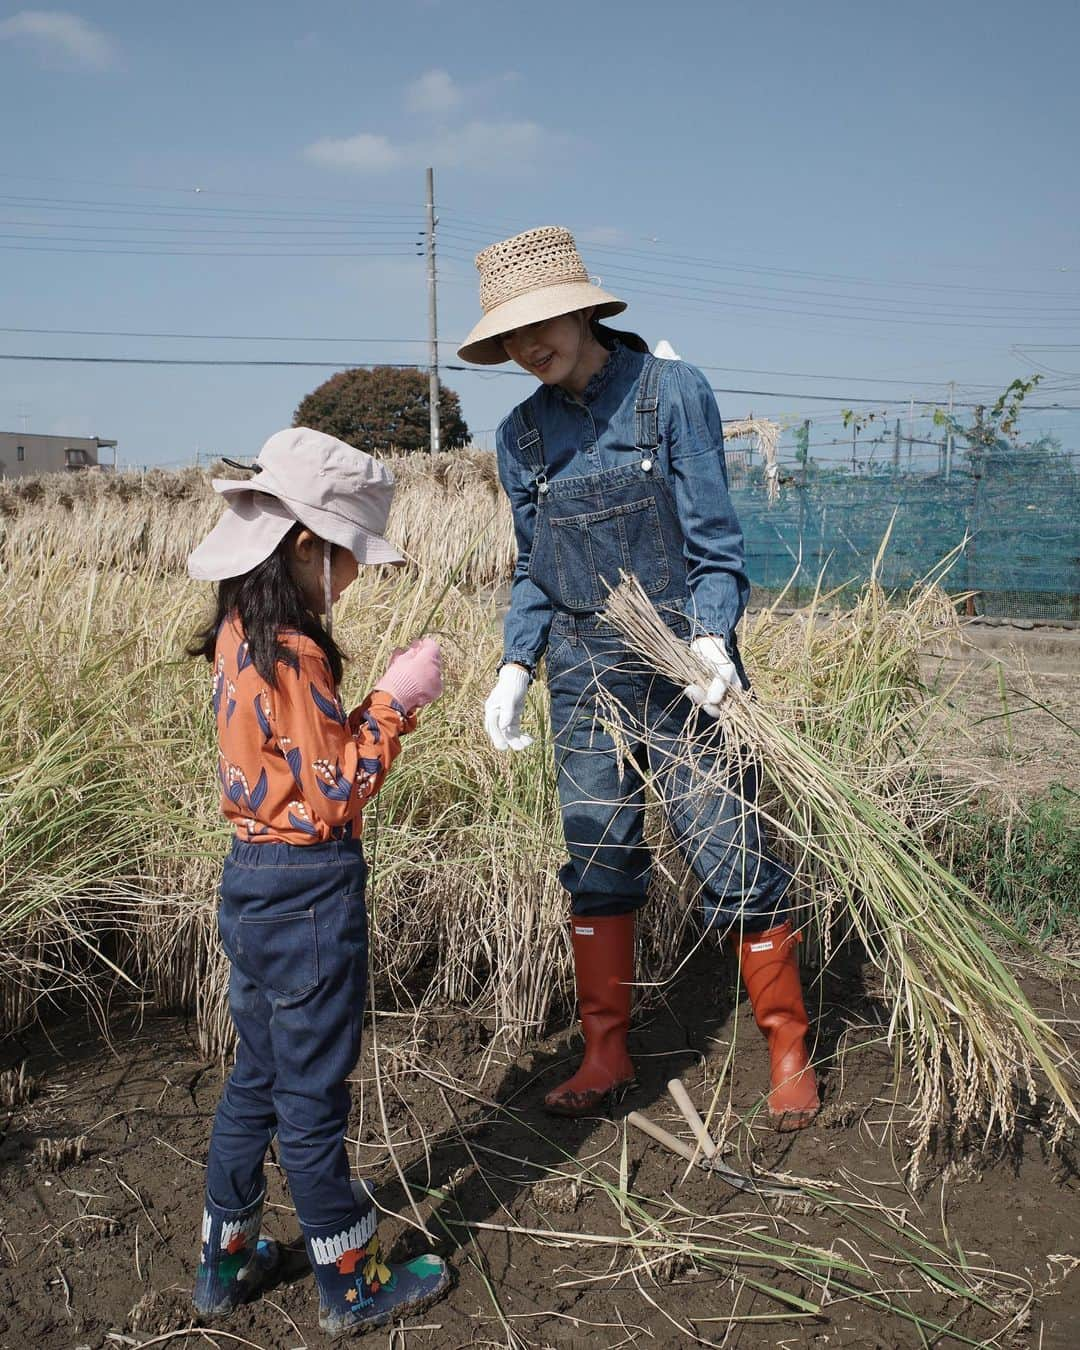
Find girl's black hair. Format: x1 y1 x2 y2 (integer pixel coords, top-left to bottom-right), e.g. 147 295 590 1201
592 319 650 354
188 522 345 687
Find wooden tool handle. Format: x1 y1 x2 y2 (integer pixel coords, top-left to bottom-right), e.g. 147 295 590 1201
626 1111 698 1166
667 1079 717 1159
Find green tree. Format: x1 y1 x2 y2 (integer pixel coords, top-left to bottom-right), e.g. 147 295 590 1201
294 366 470 454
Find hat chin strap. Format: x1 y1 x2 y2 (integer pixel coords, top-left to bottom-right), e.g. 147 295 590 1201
323 540 333 638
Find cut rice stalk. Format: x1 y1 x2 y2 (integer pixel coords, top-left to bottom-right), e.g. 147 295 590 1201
600 573 1077 1176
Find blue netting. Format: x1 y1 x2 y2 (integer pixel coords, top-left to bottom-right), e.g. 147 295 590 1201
731 449 1080 620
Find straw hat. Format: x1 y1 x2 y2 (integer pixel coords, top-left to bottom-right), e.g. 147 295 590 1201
457 225 626 365
188 427 404 582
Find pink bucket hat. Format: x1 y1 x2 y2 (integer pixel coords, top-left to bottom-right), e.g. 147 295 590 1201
187 427 405 581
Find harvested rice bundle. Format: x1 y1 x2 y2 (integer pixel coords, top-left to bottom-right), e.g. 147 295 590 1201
600 573 1077 1175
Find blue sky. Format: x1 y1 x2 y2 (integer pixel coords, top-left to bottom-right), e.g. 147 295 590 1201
1 0 1077 467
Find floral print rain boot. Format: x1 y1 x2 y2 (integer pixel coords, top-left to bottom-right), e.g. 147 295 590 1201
193 1187 280 1317
302 1183 451 1338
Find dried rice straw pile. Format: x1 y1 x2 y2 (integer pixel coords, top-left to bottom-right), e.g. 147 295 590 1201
600 574 1077 1175
724 417 781 502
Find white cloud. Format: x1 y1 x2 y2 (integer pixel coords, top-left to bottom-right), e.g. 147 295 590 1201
305 119 549 176
304 68 552 178
427 119 547 169
405 69 462 116
0 10 115 70
306 132 402 172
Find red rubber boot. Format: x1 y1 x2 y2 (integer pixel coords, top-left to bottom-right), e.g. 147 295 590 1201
732 922 820 1130
544 915 637 1116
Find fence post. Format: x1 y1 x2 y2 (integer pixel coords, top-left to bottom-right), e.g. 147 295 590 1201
965 450 981 617
945 380 955 480
797 420 809 604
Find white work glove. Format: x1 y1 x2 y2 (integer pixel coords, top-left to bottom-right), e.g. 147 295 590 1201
484 664 533 751
683 635 739 718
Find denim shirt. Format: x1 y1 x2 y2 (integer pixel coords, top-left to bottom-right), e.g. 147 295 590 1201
496 340 750 671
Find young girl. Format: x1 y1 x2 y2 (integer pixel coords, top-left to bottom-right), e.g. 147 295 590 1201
458 227 819 1129
186 427 451 1337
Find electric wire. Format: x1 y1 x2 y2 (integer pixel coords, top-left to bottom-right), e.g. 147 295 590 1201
2 352 1076 409
0 244 418 258
438 211 1080 293
0 192 422 223
438 240 1080 323
0 326 1010 387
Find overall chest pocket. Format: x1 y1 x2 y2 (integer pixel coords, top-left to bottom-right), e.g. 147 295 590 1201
543 495 670 611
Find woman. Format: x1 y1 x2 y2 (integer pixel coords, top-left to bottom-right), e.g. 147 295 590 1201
458 226 818 1128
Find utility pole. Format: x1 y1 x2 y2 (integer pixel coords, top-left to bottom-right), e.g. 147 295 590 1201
893 418 901 473
425 167 441 455
908 398 915 467
945 380 955 480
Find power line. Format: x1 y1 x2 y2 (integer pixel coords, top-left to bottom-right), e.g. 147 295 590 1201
8 189 1072 306
440 242 1080 325
695 363 998 389
9 204 1057 336
0 231 413 248
577 256 1080 319
3 352 1077 410
0 354 452 370
0 170 423 209
0 326 434 343
438 210 1080 289
0 192 421 224
1 180 1064 291
0 327 1005 387
5 179 1072 296
0 218 421 238
0 244 417 258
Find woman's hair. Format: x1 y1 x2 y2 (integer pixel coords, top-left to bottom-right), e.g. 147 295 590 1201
592 319 650 354
188 522 345 686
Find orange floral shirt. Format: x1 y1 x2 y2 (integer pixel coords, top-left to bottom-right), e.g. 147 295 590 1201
212 616 415 845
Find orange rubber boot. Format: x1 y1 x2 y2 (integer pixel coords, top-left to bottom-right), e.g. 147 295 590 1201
544 914 637 1116
732 922 820 1130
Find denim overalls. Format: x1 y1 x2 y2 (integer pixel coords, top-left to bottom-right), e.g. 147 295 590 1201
499 343 790 930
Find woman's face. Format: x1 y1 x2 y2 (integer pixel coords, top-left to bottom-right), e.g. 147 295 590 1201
501 312 593 387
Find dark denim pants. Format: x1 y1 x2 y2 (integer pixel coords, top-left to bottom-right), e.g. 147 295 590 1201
546 612 790 931
205 837 367 1232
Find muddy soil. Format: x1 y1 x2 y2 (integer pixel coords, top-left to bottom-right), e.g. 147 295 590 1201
2 947 1077 1350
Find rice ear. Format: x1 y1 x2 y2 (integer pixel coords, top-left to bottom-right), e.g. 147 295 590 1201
600 573 1077 1179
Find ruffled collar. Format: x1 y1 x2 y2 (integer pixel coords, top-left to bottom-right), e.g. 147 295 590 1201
582 337 632 402
556 337 632 405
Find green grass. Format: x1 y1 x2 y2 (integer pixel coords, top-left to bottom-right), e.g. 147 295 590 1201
949 784 1080 939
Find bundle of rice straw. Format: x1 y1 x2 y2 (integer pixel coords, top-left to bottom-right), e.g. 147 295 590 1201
600 574 1076 1175
725 417 781 502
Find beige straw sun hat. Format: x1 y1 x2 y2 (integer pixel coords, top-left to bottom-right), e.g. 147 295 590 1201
457 225 626 365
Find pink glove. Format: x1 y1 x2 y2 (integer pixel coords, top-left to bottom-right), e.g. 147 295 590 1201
372 638 443 711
